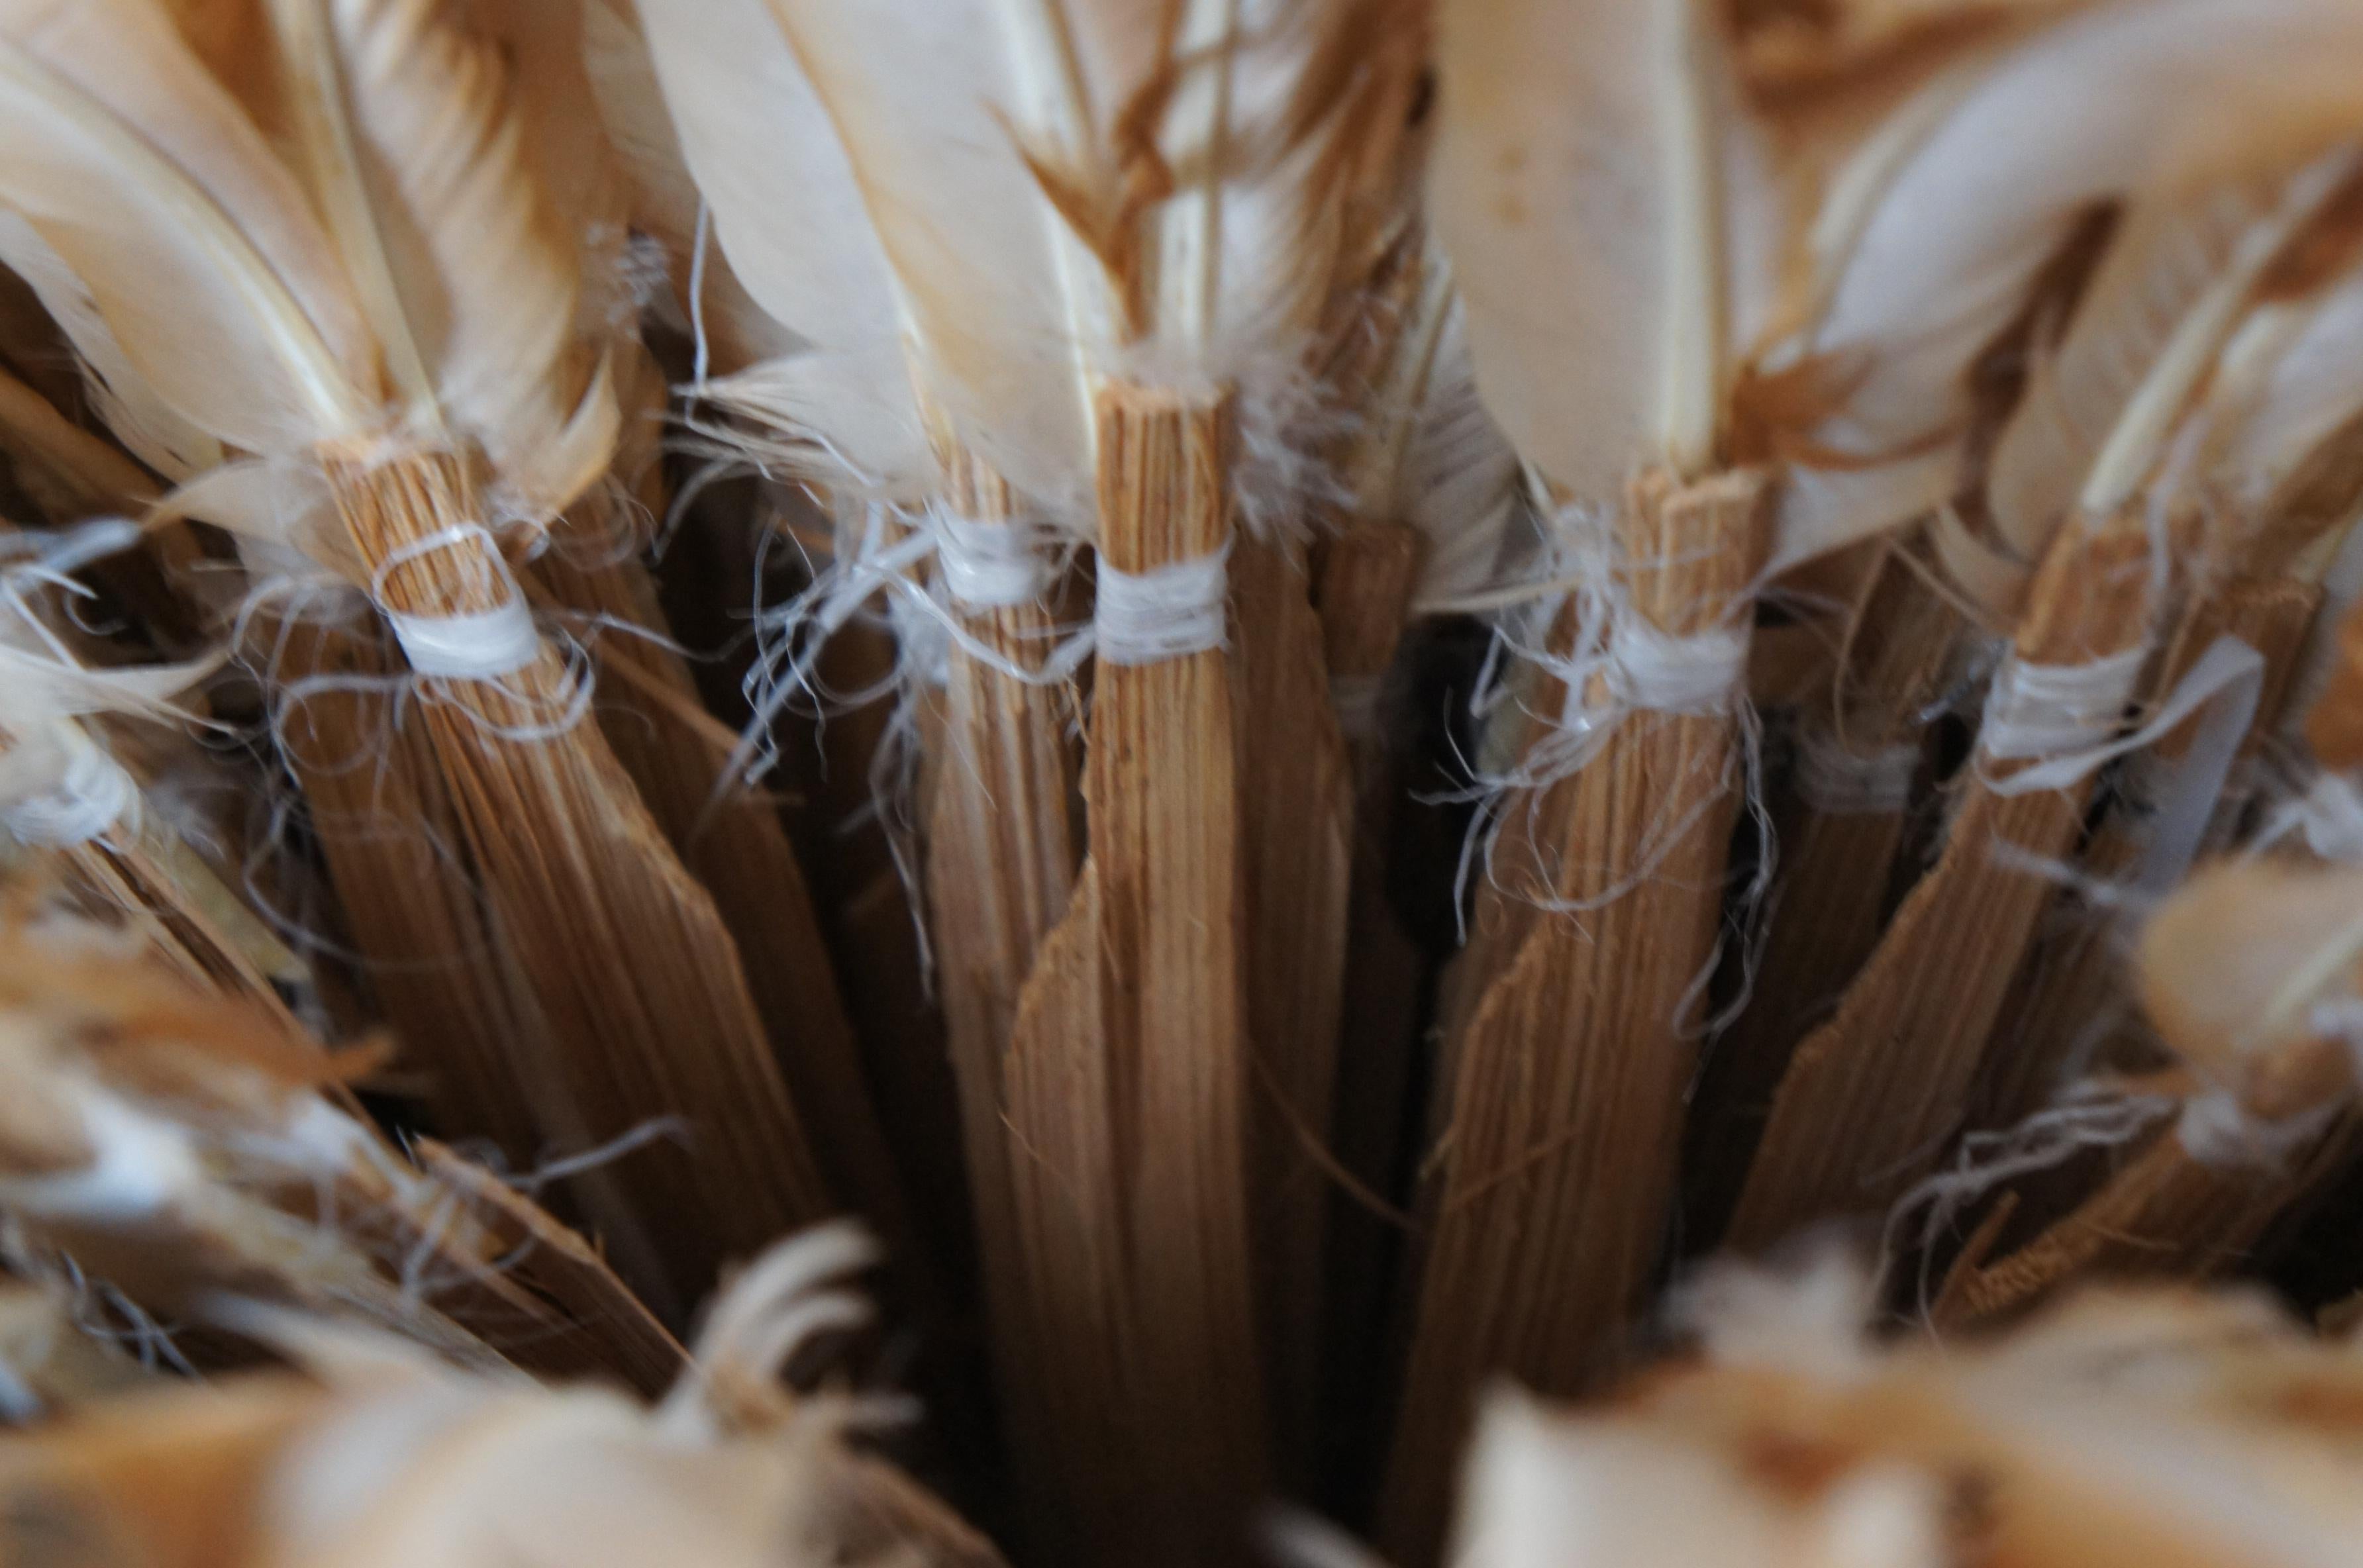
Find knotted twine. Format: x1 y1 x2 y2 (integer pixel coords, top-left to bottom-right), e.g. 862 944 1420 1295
1455 557 1754 923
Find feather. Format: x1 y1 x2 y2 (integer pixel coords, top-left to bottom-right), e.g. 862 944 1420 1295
0 0 617 518
580 0 696 262
2206 260 2363 516
1772 0 2363 567
2140 857 2363 1077
1989 156 2353 554
1397 290 1527 607
718 0 1109 501
305 0 613 516
0 211 221 479
634 0 1409 513
1427 0 1776 503
576 0 797 371
627 0 927 487
0 0 377 452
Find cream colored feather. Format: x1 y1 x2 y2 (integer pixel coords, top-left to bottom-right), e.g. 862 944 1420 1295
0 0 614 525
2205 257 2363 517
1771 0 2363 568
1393 273 1527 608
628 0 927 487
1987 153 2357 556
576 0 799 374
0 0 376 453
633 0 1409 517
0 211 222 479
295 0 616 516
634 0 1079 503
1428 0 1778 505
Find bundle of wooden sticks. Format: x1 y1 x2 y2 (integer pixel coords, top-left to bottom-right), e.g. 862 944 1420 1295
4 0 2363 1563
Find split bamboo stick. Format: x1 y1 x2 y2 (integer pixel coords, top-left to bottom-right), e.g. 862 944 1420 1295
1310 516 1427 1486
1978 576 2320 1128
1690 540 1966 1237
325 449 830 1302
920 442 1083 1497
1942 854 2363 1325
1003 384 1265 1568
527 359 912 1264
1383 468 1766 1562
1232 526 1355 1464
1727 510 2156 1250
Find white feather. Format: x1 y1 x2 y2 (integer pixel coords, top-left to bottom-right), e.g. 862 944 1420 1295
0 1 379 454
1428 0 1771 505
1774 0 2363 568
0 209 221 479
629 0 927 486
2213 262 2363 511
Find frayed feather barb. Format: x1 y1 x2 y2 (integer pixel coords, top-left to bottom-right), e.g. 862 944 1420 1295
656 1220 881 1441
2254 770 2363 860
1888 1083 2179 1297
0 725 139 850
0 524 215 850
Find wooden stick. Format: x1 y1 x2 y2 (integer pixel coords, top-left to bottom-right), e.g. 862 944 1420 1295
527 476 914 1267
1383 467 1766 1564
323 448 830 1310
1727 510 2157 1253
1690 544 1966 1241
411 1138 687 1394
1002 383 1265 1568
1977 576 2321 1129
1933 1101 2356 1328
1232 526 1354 1466
919 443 1083 1515
1309 519 1427 1491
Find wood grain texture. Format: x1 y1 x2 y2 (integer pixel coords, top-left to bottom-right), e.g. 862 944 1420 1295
324 450 830 1314
1383 468 1766 1565
1231 528 1354 1467
1001 385 1266 1568
1728 511 2158 1254
527 479 913 1267
1689 548 1964 1243
920 444 1084 1525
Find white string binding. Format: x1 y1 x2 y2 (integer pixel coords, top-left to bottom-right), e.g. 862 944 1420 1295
1589 614 1750 717
1095 540 1231 667
1982 637 2263 893
1979 646 2148 780
1794 727 1918 816
1451 543 1761 981
370 524 541 681
2176 1089 2338 1169
936 513 1054 611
